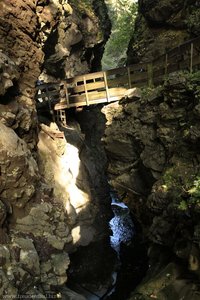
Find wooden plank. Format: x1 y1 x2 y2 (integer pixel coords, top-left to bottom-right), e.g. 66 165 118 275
66 71 104 84
55 102 71 110
83 76 89 106
107 72 148 87
153 55 165 65
178 56 193 70
193 55 200 67
127 67 131 88
147 63 153 87
130 72 148 82
55 95 124 110
68 91 106 104
165 62 180 73
130 79 147 86
178 55 200 68
63 82 70 108
103 72 110 102
67 80 105 94
107 75 129 88
190 42 194 73
129 63 147 73
153 77 165 86
83 71 104 81
106 67 126 76
153 67 165 78
166 54 183 66
106 87 127 97
67 87 126 103
180 41 192 52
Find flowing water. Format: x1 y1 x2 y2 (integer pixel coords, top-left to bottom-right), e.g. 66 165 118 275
109 191 134 255
67 191 134 300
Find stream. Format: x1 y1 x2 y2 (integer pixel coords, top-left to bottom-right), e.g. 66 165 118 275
109 191 134 256
86 190 135 300
67 190 135 300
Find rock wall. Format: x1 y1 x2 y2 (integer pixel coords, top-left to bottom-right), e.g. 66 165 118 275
0 0 110 145
0 0 112 298
103 71 200 299
41 0 111 79
127 0 200 63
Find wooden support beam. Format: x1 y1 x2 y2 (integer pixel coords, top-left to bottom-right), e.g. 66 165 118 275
83 76 89 106
165 53 168 76
64 82 70 108
127 67 131 88
147 63 153 88
190 42 194 73
103 71 110 102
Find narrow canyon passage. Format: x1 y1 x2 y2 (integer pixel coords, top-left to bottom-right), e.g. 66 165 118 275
57 105 148 300
1 0 200 299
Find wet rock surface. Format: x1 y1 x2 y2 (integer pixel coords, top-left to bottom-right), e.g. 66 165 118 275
103 71 200 299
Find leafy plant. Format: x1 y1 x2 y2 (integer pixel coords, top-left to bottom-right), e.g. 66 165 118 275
102 0 138 69
185 8 200 35
187 177 200 205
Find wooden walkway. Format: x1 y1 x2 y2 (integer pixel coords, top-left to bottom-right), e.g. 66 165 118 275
36 36 200 115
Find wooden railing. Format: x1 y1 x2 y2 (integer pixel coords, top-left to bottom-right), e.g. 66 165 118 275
36 36 200 111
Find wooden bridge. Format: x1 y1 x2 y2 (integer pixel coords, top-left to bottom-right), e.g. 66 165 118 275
36 36 200 125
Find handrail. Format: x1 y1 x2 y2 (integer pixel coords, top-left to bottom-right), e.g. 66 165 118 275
36 35 200 110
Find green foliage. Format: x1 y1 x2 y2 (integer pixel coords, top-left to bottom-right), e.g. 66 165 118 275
162 164 200 211
186 71 200 100
102 0 138 69
185 8 200 35
187 177 200 205
178 200 188 211
162 167 184 199
177 177 200 211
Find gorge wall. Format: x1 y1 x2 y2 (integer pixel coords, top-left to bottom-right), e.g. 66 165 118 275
103 73 200 299
0 0 113 298
127 0 200 63
101 1 200 298
1 0 200 299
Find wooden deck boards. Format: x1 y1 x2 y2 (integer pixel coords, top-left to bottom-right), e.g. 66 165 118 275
36 36 200 111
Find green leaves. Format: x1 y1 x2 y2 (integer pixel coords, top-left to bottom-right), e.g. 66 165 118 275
102 0 138 69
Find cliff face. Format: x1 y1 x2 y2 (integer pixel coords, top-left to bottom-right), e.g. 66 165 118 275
41 0 111 79
103 71 200 299
0 0 112 298
0 0 110 144
127 0 200 63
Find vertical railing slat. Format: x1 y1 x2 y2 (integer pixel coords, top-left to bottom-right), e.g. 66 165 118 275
103 71 110 102
83 76 89 106
165 53 168 76
147 63 153 88
64 82 70 108
127 67 132 89
190 42 194 73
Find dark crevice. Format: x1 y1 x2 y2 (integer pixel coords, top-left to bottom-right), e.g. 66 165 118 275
0 80 20 105
43 27 59 58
